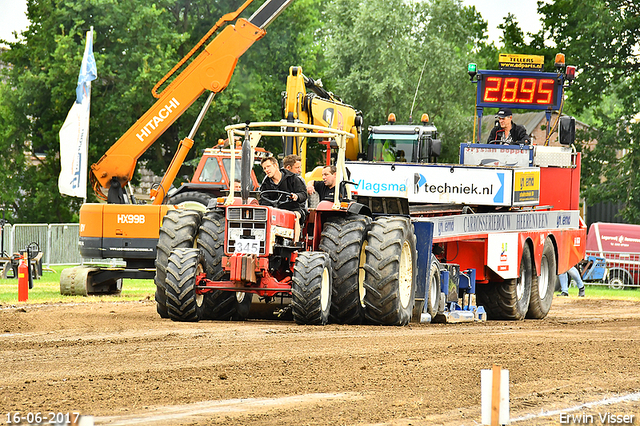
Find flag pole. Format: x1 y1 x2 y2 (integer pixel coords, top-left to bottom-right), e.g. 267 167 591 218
83 26 94 204
58 25 97 200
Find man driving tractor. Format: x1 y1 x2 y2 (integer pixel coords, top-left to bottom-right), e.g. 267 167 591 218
259 156 307 242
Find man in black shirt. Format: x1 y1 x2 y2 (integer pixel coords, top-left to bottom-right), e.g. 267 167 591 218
259 157 307 241
307 165 339 202
487 108 530 145
283 154 302 176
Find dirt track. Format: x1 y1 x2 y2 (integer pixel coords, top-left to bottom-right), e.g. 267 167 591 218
1 297 639 426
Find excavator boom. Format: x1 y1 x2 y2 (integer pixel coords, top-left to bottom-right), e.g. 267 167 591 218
90 0 294 198
64 0 294 297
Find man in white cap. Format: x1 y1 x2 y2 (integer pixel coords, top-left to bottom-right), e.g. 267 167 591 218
487 107 530 144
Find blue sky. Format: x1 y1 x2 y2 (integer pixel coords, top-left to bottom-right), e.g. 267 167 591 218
0 0 29 46
461 0 544 44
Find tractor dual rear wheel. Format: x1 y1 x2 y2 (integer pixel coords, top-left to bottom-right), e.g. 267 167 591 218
363 217 417 325
291 252 332 325
319 215 371 324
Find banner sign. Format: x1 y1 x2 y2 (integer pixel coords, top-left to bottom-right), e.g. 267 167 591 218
414 210 581 240
347 162 514 206
513 168 540 205
58 28 97 199
459 143 533 167
498 53 544 70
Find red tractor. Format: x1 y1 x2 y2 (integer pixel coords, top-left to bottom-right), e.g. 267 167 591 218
156 121 374 325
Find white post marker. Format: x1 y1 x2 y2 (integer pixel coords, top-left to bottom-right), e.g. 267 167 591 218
481 365 509 425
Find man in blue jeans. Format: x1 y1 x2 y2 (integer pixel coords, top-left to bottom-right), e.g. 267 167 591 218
558 266 586 297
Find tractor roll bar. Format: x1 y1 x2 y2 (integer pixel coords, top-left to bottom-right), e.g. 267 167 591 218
225 120 354 209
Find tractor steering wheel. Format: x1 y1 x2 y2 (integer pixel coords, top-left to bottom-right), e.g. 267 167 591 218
259 190 292 207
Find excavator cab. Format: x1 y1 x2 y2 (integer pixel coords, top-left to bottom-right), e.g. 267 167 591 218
281 66 364 174
366 114 441 163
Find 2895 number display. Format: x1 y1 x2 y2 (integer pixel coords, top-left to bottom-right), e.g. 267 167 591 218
479 75 559 108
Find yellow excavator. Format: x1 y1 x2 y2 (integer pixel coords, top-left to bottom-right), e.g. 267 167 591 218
281 66 363 178
279 66 438 179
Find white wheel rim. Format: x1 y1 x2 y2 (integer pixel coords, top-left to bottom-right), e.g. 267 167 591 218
358 241 367 307
176 201 207 212
195 263 204 307
539 257 549 298
399 241 412 309
236 292 245 303
517 267 526 301
321 266 330 311
610 278 624 289
429 268 438 310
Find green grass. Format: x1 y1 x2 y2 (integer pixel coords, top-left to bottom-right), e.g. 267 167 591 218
2 266 639 306
557 284 640 300
0 265 156 305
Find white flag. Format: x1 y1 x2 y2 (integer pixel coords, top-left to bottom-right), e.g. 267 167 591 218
58 28 97 199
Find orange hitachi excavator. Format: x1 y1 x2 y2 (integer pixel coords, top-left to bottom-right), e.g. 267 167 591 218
61 0 295 296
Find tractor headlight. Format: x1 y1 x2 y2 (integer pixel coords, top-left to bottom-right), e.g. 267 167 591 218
228 228 243 241
252 229 266 240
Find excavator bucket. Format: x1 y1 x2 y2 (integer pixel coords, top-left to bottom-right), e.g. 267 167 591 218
60 266 99 296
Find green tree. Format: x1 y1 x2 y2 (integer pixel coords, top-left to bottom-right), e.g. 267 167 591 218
0 0 324 223
497 13 557 71
0 0 189 222
0 82 31 223
323 0 490 162
538 0 640 222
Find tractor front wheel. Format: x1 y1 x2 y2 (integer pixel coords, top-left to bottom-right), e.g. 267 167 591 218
291 252 332 325
197 211 240 320
155 209 202 318
165 248 205 322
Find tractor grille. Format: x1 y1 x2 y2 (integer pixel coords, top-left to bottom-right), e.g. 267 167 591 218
227 207 267 221
226 207 268 255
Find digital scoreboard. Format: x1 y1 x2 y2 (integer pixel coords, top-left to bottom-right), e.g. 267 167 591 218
476 70 563 110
